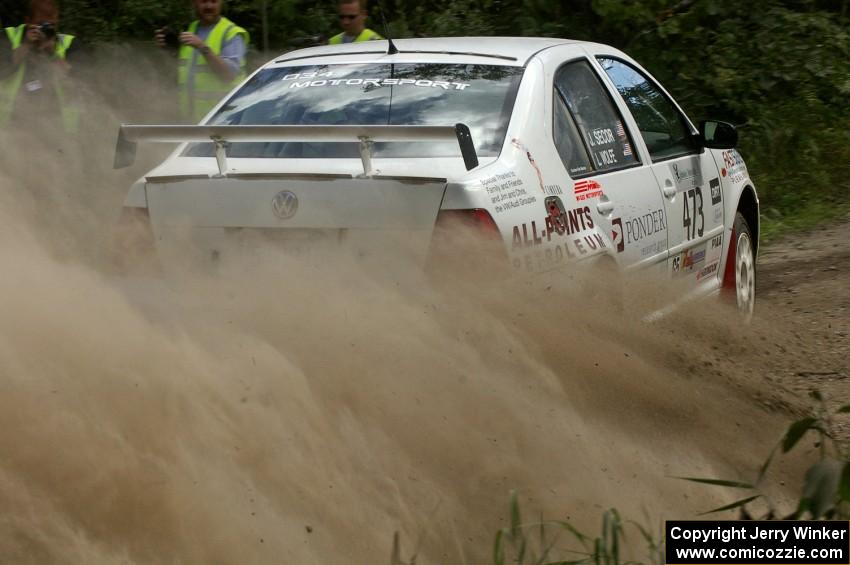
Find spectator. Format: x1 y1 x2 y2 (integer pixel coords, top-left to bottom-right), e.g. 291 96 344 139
329 0 383 44
0 0 80 133
155 0 248 122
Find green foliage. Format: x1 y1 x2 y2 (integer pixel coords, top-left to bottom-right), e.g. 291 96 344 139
680 390 850 520
492 491 663 565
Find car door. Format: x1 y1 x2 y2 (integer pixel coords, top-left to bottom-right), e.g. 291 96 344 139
596 57 725 285
546 56 668 272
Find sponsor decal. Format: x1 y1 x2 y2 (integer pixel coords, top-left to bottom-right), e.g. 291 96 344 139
684 248 705 268
710 234 723 249
696 260 720 281
511 236 606 272
612 218 624 253
281 71 335 80
512 204 597 249
574 179 603 201
721 149 748 183
672 163 696 182
480 170 536 214
611 209 667 254
285 72 471 91
510 204 606 272
709 177 722 206
640 241 662 256
543 184 563 196
511 139 545 193
674 244 707 274
670 159 701 192
722 149 744 170
544 201 594 238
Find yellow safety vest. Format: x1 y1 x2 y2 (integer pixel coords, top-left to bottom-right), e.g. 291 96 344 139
328 28 383 44
177 17 249 122
0 24 79 132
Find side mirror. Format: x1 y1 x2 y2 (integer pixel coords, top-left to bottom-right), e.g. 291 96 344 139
699 120 738 149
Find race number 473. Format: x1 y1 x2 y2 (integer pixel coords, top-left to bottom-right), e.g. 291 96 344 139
683 187 704 240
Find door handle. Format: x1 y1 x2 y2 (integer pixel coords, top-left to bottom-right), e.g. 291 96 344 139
662 180 677 199
596 200 615 215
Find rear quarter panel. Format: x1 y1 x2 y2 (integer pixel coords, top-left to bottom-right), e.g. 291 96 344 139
441 56 612 274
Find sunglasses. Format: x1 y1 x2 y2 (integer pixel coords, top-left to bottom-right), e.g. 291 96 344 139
338 14 358 20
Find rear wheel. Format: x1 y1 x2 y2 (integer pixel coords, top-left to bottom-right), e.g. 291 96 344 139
733 211 756 321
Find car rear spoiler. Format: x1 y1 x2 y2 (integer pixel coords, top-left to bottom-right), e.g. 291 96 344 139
114 124 479 177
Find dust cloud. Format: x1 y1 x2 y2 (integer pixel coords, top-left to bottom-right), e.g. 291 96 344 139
0 47 806 564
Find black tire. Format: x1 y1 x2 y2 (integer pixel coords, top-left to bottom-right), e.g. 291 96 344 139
732 211 756 321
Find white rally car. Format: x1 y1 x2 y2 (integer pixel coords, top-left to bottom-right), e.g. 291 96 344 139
117 37 758 317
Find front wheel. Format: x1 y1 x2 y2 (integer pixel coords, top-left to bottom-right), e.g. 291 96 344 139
732 211 756 321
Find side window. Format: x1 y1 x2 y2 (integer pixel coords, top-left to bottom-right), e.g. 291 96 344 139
554 60 638 174
597 57 697 161
553 94 593 176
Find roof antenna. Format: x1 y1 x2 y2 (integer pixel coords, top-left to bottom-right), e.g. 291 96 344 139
378 4 399 55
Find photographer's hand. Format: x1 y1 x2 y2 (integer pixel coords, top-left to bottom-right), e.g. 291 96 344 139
179 32 204 50
25 25 43 45
180 32 236 82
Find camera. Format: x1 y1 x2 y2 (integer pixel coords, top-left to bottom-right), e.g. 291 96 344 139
37 22 56 39
161 26 181 49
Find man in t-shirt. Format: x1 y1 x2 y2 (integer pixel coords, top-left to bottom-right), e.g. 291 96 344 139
0 0 81 133
155 0 248 122
328 0 383 44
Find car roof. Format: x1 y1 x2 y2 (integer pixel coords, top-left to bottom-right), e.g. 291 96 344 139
273 37 580 67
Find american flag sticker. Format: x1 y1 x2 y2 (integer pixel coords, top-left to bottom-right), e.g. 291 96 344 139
615 121 626 138
623 142 633 156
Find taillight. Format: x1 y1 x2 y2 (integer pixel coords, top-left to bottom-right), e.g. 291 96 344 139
427 208 507 279
433 208 503 240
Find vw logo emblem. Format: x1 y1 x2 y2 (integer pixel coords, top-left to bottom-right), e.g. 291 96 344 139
271 190 298 219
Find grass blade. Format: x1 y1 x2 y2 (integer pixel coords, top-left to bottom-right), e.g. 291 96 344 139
699 494 761 515
675 477 754 489
783 417 818 453
552 520 590 545
756 442 780 484
494 529 506 565
510 491 522 538
840 462 850 502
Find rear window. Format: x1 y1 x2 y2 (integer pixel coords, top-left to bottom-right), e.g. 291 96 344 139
185 62 524 159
